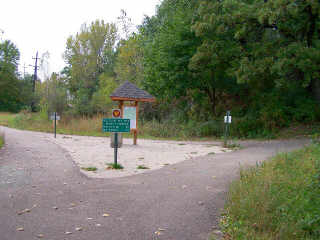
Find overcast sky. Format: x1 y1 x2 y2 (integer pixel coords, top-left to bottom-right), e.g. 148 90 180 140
0 0 160 77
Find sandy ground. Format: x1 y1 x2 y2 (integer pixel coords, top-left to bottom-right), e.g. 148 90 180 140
40 133 230 178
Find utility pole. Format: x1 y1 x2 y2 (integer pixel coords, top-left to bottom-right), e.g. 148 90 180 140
30 52 40 112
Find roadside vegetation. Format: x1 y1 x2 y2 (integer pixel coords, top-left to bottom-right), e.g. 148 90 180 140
220 140 320 239
106 163 124 170
1 1 319 141
0 133 4 149
137 165 149 170
0 112 318 141
81 166 98 172
0 112 16 127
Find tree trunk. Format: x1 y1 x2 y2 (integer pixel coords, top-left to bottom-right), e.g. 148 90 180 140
211 87 216 116
311 79 320 104
204 86 216 116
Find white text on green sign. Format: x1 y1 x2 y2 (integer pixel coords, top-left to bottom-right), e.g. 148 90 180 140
102 119 130 132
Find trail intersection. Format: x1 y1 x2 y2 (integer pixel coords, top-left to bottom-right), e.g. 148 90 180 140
0 127 308 240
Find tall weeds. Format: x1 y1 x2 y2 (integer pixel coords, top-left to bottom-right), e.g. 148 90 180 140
222 144 320 239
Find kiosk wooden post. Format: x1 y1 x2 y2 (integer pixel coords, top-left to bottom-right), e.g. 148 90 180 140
133 101 139 145
119 101 124 117
110 81 155 145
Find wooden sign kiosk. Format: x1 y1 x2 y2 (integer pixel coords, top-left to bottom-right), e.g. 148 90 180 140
110 81 155 145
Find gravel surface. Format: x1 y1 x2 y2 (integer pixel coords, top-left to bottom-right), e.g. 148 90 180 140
0 126 309 240
47 134 230 178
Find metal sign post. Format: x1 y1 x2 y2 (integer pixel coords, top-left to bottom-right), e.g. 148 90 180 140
102 114 130 167
50 112 60 138
54 112 56 138
114 132 118 165
224 111 231 146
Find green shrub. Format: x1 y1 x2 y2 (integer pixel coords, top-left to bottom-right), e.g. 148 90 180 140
290 97 320 122
196 120 224 137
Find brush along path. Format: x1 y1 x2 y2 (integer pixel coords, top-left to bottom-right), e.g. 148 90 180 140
0 126 309 240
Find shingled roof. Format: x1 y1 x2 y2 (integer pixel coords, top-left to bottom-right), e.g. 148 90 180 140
110 81 155 102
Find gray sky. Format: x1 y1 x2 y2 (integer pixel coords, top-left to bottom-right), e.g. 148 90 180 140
0 0 160 76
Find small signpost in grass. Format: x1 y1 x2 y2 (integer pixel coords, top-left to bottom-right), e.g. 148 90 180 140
50 112 60 138
102 109 130 167
224 111 232 146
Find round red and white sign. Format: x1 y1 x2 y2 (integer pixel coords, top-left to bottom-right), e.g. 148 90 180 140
112 109 121 118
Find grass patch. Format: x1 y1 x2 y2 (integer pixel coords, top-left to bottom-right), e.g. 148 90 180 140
81 166 97 172
106 163 124 170
221 143 320 239
7 112 109 137
224 142 242 150
0 112 17 127
0 134 4 149
137 165 149 169
208 152 215 155
2 111 319 141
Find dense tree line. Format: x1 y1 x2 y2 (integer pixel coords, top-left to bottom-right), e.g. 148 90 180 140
0 40 33 112
137 0 320 135
2 1 319 135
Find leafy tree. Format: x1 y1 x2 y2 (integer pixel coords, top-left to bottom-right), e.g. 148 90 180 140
212 0 320 101
0 40 21 112
261 0 320 102
190 0 320 128
46 73 68 114
91 73 118 113
190 0 244 115
141 0 203 117
19 73 34 109
114 34 144 86
63 20 118 114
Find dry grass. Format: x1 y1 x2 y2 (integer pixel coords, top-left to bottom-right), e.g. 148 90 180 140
3 112 194 140
58 114 107 136
8 113 112 137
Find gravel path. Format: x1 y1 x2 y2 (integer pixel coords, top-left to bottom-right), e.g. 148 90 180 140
47 133 230 178
0 126 309 240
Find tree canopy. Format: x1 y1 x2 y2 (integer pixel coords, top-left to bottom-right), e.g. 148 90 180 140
0 40 22 112
2 2 319 136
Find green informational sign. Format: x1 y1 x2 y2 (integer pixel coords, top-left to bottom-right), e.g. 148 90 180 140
123 107 136 129
102 119 130 133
